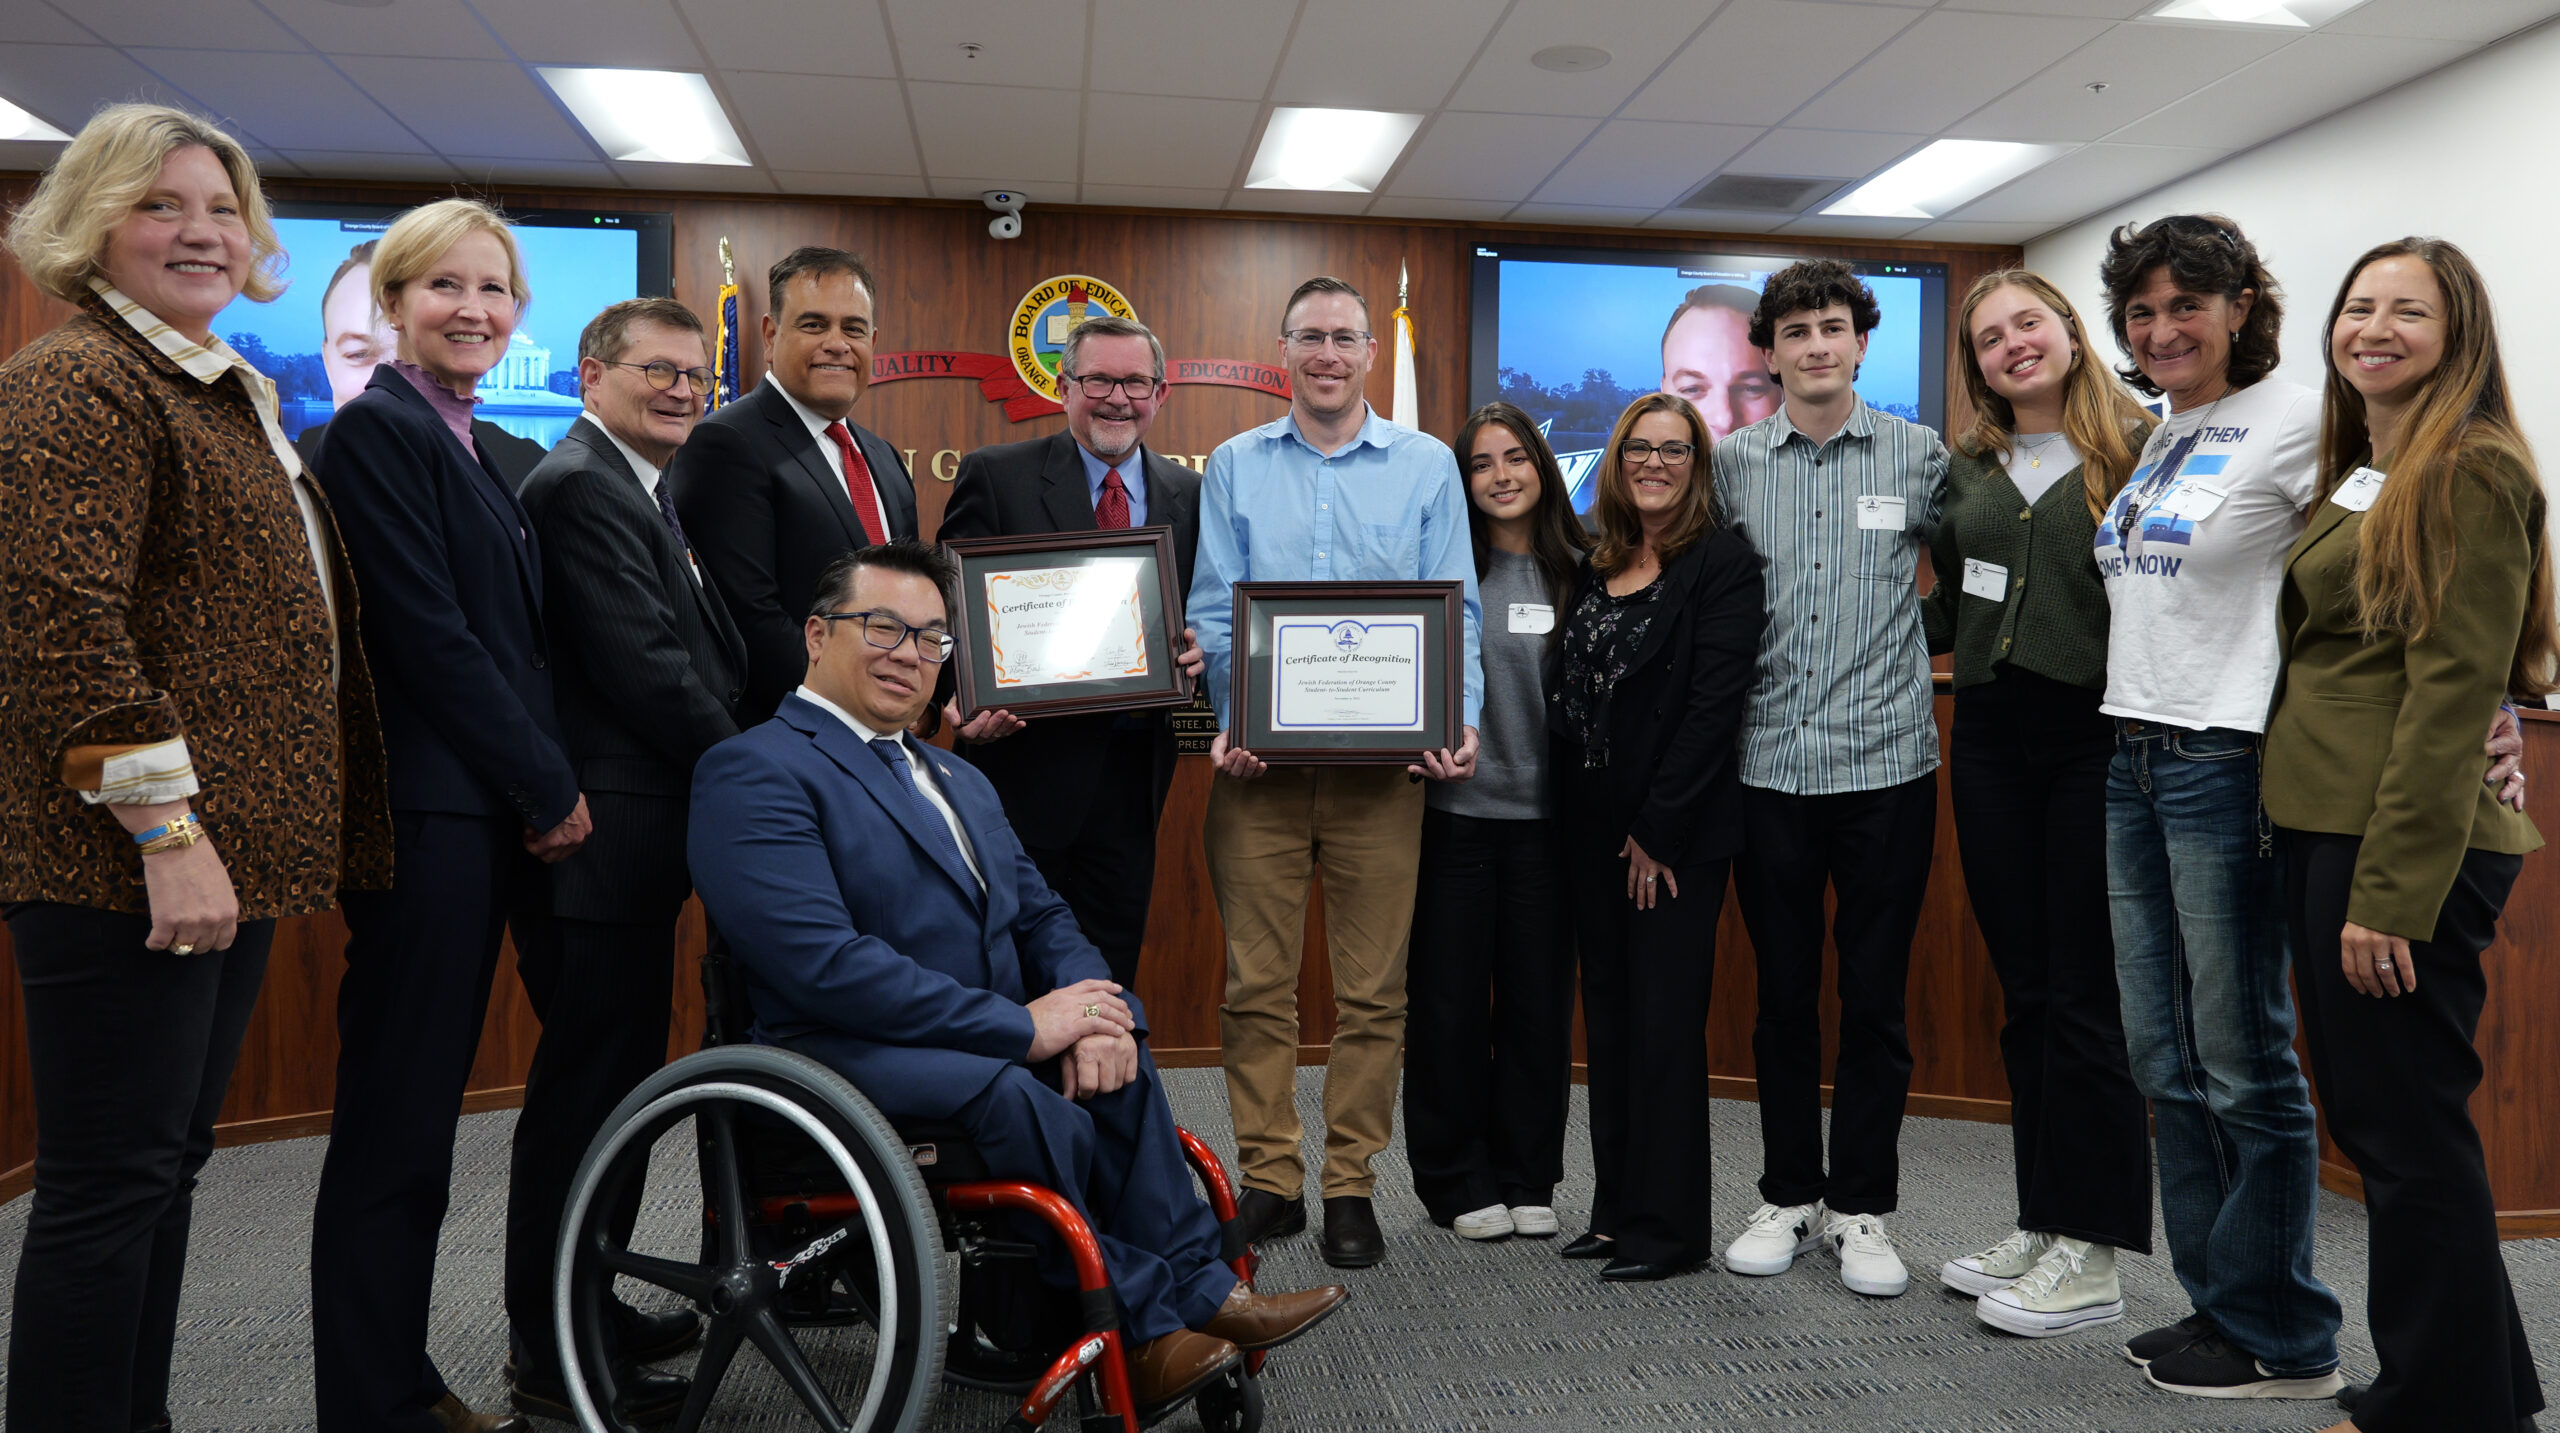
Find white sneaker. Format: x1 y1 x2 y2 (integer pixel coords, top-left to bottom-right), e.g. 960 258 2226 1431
1939 1228 2054 1296
1452 1204 1514 1240
1978 1237 2125 1337
1508 1205 1560 1238
1722 1201 1826 1276
1822 1211 1909 1297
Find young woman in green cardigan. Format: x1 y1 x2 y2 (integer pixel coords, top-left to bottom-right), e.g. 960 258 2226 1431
1921 270 2158 1337
2267 238 2554 1433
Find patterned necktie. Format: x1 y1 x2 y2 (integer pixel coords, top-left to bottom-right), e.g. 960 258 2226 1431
651 477 690 550
825 420 889 546
869 737 973 884
1096 468 1131 530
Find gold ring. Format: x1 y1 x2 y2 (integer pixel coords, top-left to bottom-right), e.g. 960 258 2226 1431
171 942 195 956
1084 1003 1102 1019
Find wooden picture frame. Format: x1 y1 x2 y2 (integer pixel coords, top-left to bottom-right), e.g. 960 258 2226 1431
1231 580 1464 765
944 526 1190 720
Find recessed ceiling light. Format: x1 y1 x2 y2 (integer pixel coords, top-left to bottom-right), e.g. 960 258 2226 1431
2147 0 2370 26
1822 139 2067 219
537 66 750 166
1531 45 1613 73
0 94 70 142
1244 107 1424 193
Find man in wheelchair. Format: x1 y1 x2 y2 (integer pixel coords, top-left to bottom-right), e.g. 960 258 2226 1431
688 540 1348 1414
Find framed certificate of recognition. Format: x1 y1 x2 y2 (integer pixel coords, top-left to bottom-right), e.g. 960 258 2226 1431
1232 580 1463 764
945 526 1189 720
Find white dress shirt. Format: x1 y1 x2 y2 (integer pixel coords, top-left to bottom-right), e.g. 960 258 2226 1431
769 374 891 530
588 413 701 584
795 685 985 889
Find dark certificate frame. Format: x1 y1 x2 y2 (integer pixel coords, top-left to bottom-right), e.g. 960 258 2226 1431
945 526 1189 720
1232 580 1462 764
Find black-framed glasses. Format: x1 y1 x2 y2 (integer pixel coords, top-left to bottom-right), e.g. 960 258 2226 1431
818 609 955 663
1618 439 1695 466
1282 328 1372 353
1063 371 1164 400
604 359 715 392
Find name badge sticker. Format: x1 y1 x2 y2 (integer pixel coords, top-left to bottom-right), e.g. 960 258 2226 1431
1508 602 1555 635
2333 466 2387 513
1961 558 2010 602
1856 495 1906 530
2159 483 2227 522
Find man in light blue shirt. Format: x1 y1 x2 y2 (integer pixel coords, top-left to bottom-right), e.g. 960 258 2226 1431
1188 276 1481 1271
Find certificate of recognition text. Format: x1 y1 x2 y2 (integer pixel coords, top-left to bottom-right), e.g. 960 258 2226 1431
985 559 1151 687
1270 616 1425 730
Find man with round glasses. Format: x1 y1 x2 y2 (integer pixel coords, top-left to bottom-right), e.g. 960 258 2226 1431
940 315 1204 993
507 296 750 1418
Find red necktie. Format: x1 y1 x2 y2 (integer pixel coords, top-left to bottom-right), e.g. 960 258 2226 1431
824 420 888 546
1096 468 1131 530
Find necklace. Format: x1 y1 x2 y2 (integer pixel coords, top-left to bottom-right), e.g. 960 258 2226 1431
2017 432 2068 469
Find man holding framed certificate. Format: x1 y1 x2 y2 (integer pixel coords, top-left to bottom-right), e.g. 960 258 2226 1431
1188 276 1484 1271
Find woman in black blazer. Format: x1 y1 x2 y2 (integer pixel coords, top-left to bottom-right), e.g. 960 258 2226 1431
1548 392 1766 1282
308 199 591 1433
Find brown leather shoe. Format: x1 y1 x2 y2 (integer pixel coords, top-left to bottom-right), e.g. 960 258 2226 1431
1125 1328 1240 1412
427 1391 531 1433
1201 1280 1350 1352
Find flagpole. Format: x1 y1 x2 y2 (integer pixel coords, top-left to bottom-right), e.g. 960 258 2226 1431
711 236 742 413
1389 259 1418 429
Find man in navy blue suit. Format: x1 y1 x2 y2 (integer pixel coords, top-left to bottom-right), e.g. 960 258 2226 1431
687 540 1346 1414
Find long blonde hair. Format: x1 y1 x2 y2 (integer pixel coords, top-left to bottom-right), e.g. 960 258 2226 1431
3 102 284 304
1589 392 1719 579
2318 237 2556 697
1953 269 2155 521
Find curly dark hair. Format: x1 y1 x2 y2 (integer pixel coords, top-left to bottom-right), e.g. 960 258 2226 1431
2098 213 2284 396
1747 259 1881 352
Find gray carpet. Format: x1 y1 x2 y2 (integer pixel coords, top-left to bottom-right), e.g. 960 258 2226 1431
2 1067 2552 1432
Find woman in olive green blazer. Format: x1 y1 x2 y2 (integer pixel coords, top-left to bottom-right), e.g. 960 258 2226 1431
2264 238 2554 1433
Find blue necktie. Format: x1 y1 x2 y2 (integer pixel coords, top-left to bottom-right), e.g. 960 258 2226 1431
652 477 691 551
869 737 971 883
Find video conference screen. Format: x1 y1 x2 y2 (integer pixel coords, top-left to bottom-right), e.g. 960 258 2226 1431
210 202 674 446
1468 243 1948 511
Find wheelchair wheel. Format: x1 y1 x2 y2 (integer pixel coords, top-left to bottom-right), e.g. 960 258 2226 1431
554 1045 949 1432
1192 1366 1265 1433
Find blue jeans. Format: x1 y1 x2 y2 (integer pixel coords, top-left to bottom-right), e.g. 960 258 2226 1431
2107 721 2340 1376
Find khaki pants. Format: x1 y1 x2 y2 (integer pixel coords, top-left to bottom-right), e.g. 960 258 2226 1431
1203 765 1424 1199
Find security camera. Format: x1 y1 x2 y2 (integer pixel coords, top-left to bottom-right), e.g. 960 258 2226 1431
983 189 1025 240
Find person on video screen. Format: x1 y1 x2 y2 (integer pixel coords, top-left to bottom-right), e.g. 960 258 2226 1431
320 240 394 409
1659 283 1780 444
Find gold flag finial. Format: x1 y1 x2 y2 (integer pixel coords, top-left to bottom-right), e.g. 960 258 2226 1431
718 235 736 287
1398 260 1409 308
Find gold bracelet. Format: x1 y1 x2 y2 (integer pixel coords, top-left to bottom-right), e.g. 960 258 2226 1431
135 812 205 856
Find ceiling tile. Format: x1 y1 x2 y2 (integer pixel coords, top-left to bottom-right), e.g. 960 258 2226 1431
1623 0 1922 126
274 150 468 183
1271 0 1509 109
1383 112 1599 202
58 0 300 50
1363 196 1520 221
1226 187 1374 215
1078 182 1230 208
2112 32 2471 149
1947 21 2290 143
1084 93 1256 188
1902 218 2053 243
0 44 178 136
1640 208 1793 234
1443 0 1722 118
609 160 779 192
724 72 916 174
2321 0 2560 42
1817 10 2109 133
333 55 595 162
446 155 623 187
1726 128 1923 180
1942 140 2228 223
888 0 1090 88
675 0 898 76
258 0 511 59
1939 0 2154 15
769 170 936 197
1777 213 1927 239
1089 0 1294 101
471 0 705 68
926 174 1076 202
907 82 1081 183
1506 202 1658 227
3 3 98 45
126 50 419 153
1531 120 1760 208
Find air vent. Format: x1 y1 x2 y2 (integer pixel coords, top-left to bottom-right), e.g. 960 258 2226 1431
1678 174 1841 213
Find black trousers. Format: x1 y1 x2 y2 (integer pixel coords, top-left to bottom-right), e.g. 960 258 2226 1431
1402 808 1576 1223
3 904 272 1433
1021 727 1158 990
1733 772 1936 1215
502 910 678 1375
1950 673 2153 1251
312 811 548 1433
2286 830 2543 1433
1570 846 1727 1266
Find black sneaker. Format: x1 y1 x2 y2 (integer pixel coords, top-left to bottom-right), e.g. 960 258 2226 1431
2123 1310 2216 1367
2145 1334 2345 1399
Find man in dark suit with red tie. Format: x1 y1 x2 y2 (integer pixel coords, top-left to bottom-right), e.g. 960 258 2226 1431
938 316 1201 990
668 246 917 722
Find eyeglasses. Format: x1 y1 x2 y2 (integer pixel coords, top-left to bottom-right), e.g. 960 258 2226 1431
818 609 955 663
1063 371 1164 400
604 359 715 392
1618 439 1695 466
1282 329 1372 353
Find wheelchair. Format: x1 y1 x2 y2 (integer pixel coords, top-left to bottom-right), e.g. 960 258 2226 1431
547 944 1273 1433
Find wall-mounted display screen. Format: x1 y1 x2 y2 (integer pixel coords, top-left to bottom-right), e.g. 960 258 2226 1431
209 202 674 446
1468 243 1948 511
